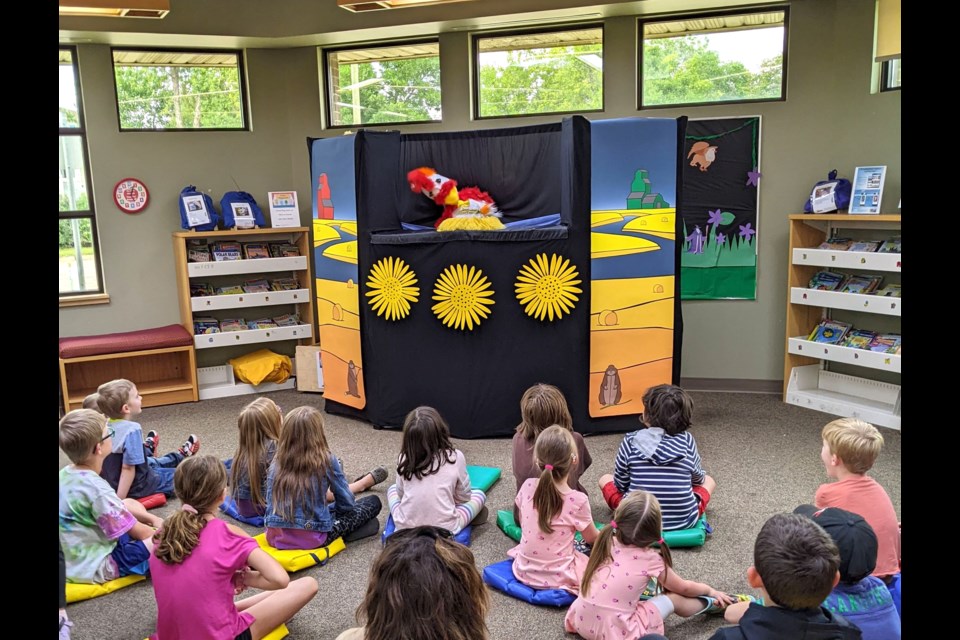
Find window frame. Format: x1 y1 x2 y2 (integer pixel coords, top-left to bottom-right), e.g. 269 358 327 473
110 46 250 132
472 23 606 121
880 59 900 92
60 45 106 299
637 6 789 110
322 39 442 130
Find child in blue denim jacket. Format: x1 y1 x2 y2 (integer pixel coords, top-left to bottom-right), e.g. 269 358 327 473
265 406 382 548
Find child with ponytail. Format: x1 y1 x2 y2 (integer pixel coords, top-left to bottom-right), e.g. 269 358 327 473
565 490 740 639
508 425 600 594
150 455 317 640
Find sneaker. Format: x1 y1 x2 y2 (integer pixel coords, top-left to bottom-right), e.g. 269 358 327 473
344 517 380 542
178 434 201 457
700 594 763 615
471 505 489 525
144 431 159 457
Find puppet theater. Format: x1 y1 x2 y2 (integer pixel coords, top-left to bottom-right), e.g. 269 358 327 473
309 116 685 438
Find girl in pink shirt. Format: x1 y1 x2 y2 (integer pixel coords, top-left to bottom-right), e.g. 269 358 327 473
387 406 487 533
566 490 734 639
149 455 317 640
509 425 600 594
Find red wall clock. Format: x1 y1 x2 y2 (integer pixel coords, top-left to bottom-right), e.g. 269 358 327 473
113 177 149 214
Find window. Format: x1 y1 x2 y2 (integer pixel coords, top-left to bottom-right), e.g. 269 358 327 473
112 49 247 131
640 9 787 108
881 59 900 91
60 47 104 297
325 42 441 127
474 26 603 119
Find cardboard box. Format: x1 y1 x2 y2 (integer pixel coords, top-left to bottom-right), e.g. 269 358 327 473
295 345 324 393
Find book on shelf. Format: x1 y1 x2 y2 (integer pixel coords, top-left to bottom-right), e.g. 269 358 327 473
211 242 242 261
868 333 901 353
873 283 901 298
847 240 881 252
817 237 853 251
842 329 878 350
269 242 300 257
247 318 279 330
808 271 847 291
220 318 248 332
241 278 271 293
190 282 215 297
193 317 220 335
187 240 211 263
272 313 301 326
877 237 901 253
216 285 245 295
808 319 853 344
243 243 271 259
270 277 300 291
838 274 883 294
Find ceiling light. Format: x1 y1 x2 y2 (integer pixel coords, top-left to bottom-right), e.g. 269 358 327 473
338 0 473 13
58 0 170 19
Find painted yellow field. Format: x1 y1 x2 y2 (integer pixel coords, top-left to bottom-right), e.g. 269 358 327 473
321 347 366 410
590 327 675 372
623 210 676 235
323 240 358 264
591 298 674 332
313 220 341 245
591 211 624 227
315 278 361 317
591 232 660 259
589 357 673 417
317 324 363 370
590 276 674 313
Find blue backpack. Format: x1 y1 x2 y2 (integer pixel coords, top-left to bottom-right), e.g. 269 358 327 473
178 185 220 231
804 170 852 213
220 191 266 229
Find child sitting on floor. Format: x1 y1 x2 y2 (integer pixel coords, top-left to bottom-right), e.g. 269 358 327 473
232 398 386 519
150 455 317 640
387 406 488 534
598 384 715 531
95 379 200 499
566 491 737 639
512 383 592 523
712 513 862 639
58 409 164 584
815 418 900 613
510 425 599 594
264 406 383 548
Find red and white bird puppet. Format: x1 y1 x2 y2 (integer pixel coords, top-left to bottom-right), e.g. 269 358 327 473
407 167 504 231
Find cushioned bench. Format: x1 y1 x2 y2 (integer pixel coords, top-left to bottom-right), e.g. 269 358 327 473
59 324 198 411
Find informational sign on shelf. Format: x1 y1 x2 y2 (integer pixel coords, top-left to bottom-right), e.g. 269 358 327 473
268 191 300 227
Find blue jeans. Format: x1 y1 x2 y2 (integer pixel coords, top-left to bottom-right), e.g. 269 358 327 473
148 451 183 495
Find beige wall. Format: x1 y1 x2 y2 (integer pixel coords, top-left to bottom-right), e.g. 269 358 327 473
59 0 900 383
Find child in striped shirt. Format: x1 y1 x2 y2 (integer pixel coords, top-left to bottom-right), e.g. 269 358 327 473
598 384 716 531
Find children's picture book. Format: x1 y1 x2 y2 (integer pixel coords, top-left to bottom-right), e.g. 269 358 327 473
873 283 901 297
808 271 847 291
243 243 270 259
187 239 211 263
211 242 242 261
193 317 220 335
220 318 248 332
272 313 301 326
270 277 301 291
847 240 881 252
808 319 853 344
838 274 883 294
190 282 215 297
269 243 300 257
868 333 901 353
817 238 853 251
247 318 279 330
216 285 245 295
242 278 271 293
877 237 901 253
843 329 878 350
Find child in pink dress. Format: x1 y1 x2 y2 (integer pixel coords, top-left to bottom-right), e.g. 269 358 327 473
566 490 738 639
509 425 600 594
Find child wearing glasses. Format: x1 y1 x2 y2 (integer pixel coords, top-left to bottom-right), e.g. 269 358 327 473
58 409 163 584
94 379 201 500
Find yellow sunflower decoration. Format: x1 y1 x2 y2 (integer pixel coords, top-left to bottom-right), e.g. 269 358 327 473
365 256 420 321
432 264 495 330
515 253 582 321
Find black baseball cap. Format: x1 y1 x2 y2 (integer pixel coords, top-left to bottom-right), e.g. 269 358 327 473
794 504 878 583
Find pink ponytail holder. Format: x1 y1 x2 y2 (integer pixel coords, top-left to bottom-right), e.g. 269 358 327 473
659 537 666 546
544 464 554 471
609 520 618 530
181 504 198 514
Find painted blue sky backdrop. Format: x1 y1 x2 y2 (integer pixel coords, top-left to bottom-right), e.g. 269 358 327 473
310 135 357 220
590 118 678 210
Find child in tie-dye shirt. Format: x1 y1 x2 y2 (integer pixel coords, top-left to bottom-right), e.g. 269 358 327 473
58 409 163 584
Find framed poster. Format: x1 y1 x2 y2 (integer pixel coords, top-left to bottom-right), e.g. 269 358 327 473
849 165 886 214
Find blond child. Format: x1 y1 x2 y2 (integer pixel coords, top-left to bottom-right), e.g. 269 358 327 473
58 409 163 584
509 425 599 594
150 455 317 640
95 379 200 499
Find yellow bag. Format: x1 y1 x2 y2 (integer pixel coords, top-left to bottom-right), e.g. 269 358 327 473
253 533 346 572
229 349 292 386
65 574 146 603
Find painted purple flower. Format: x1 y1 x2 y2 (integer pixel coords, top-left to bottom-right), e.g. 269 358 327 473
739 223 756 241
707 209 724 226
746 168 762 187
716 232 726 245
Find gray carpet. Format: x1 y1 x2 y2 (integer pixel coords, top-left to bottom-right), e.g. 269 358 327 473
60 390 901 640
